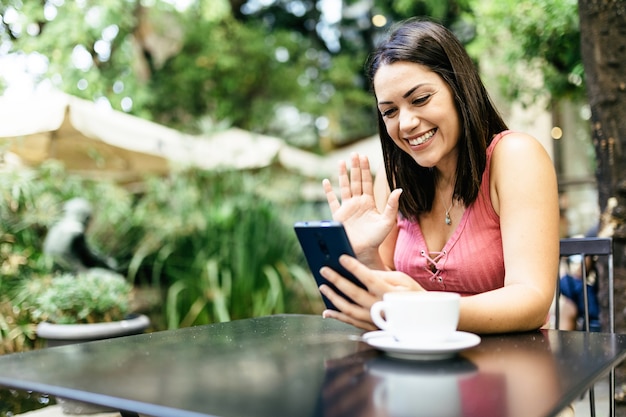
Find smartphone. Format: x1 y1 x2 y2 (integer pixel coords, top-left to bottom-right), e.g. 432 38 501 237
294 220 367 310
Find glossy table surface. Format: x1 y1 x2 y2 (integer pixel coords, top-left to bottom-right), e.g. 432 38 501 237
0 314 625 417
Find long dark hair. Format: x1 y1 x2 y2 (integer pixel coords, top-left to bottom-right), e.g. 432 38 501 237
366 19 508 221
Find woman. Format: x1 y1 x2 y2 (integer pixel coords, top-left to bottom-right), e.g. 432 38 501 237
319 18 559 334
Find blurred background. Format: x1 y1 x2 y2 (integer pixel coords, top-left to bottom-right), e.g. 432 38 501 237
0 0 595 350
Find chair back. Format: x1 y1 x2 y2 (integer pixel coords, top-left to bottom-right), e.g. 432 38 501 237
557 237 614 332
556 237 615 417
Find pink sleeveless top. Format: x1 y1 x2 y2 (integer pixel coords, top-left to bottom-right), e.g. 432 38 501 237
393 131 511 295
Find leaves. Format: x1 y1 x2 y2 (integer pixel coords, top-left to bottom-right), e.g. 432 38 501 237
23 270 132 324
1 0 478 150
470 0 583 104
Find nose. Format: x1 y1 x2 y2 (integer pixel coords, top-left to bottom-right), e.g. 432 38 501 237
399 109 420 133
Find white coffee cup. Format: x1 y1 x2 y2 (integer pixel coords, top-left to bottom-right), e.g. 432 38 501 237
370 291 460 344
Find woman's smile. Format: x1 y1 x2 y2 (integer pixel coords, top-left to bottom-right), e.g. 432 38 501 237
407 127 437 147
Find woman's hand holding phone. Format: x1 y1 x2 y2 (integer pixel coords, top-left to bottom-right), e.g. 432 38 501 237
319 253 424 331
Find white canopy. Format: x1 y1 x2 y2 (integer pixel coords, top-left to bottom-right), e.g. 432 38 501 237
0 91 382 183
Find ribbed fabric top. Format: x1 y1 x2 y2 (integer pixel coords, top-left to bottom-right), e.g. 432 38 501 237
393 131 512 295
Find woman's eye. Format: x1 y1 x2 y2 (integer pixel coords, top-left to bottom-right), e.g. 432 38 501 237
413 94 432 105
381 108 397 118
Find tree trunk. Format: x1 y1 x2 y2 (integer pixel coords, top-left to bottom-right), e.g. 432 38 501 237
578 0 626 403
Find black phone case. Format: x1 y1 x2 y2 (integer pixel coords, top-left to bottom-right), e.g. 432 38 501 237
294 221 367 310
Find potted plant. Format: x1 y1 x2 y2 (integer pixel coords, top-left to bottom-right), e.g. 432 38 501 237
16 269 150 414
21 269 150 347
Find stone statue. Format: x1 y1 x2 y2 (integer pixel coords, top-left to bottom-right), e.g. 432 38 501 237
43 198 118 273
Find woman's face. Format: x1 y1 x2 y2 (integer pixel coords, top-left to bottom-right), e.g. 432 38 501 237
373 61 461 170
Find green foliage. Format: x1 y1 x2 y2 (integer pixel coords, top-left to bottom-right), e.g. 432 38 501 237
0 300 39 354
0 161 133 350
470 0 583 105
374 0 474 26
18 270 132 324
147 17 305 131
126 167 323 327
0 161 323 346
3 0 150 111
0 0 486 152
0 162 83 282
0 161 128 274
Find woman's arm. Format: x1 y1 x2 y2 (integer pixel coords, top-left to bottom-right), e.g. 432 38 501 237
457 132 560 333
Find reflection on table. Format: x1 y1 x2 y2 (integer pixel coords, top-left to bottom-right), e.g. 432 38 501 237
0 315 624 417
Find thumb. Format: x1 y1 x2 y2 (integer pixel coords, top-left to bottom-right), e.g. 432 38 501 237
382 188 402 221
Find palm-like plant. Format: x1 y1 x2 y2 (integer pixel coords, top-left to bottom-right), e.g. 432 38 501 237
128 167 323 328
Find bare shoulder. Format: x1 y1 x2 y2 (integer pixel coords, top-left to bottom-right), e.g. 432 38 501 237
492 131 550 160
491 131 554 178
489 131 557 214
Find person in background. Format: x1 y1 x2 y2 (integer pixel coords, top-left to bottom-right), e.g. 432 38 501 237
557 223 602 331
43 197 118 273
558 254 600 331
318 18 560 334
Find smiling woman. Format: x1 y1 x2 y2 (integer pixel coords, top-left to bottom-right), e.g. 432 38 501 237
318 18 560 335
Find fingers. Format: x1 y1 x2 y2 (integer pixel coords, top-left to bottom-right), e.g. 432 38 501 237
338 255 422 294
323 178 341 215
350 154 375 197
323 309 378 331
338 159 352 201
336 154 374 200
318 264 376 326
335 255 379 289
349 154 362 196
319 284 369 323
318 254 421 331
359 155 375 197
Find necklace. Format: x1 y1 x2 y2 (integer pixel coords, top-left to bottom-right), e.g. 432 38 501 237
439 193 454 226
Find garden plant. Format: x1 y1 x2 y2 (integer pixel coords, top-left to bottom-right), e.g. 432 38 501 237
0 160 323 355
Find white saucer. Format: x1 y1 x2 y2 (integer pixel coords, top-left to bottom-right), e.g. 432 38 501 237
362 330 481 361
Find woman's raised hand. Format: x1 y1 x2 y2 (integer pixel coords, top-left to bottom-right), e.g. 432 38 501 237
323 153 402 258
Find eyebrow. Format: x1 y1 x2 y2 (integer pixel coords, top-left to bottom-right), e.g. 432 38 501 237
377 83 433 105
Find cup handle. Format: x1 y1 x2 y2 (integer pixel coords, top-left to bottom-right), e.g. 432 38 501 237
370 301 388 330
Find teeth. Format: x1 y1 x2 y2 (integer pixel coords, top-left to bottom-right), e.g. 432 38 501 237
408 129 436 146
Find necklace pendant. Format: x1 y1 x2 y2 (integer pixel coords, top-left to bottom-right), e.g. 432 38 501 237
445 213 452 225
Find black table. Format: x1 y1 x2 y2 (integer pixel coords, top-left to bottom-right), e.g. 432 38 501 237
0 314 625 417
